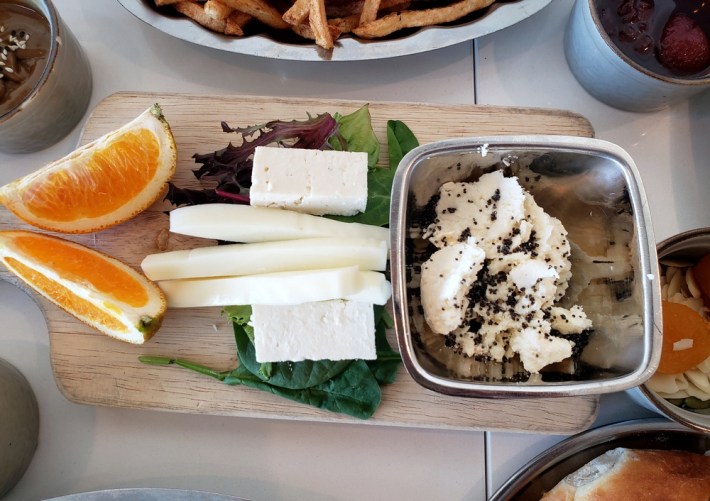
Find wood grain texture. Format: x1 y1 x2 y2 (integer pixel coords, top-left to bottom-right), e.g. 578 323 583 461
0 92 598 433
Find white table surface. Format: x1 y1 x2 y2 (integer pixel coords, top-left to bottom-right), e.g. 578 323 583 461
0 0 707 499
477 0 710 494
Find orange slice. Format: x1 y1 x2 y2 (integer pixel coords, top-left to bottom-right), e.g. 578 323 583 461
0 104 176 234
0 230 166 344
658 300 710 374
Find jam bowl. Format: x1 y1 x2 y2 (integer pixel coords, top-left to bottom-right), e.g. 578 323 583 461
389 135 660 398
565 0 710 112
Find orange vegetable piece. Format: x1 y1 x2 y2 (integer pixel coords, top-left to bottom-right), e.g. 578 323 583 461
658 300 710 374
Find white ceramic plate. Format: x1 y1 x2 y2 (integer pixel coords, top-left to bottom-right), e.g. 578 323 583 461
118 0 552 61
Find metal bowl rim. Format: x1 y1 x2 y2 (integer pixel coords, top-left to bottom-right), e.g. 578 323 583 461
489 417 708 501
116 0 552 62
636 227 710 433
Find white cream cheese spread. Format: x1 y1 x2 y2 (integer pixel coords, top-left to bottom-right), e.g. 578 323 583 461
420 170 592 374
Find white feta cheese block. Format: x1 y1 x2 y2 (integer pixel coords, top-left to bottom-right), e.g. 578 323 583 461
159 266 386 308
170 204 388 245
250 146 368 216
420 238 486 335
252 300 376 362
141 237 388 281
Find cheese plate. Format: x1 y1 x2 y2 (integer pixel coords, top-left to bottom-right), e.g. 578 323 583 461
0 92 599 433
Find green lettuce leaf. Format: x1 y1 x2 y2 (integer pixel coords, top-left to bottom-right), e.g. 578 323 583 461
329 118 419 227
225 360 381 420
367 306 400 385
386 119 419 169
330 104 380 168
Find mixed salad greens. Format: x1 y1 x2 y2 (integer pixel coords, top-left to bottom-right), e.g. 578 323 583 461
143 105 419 419
164 104 417 228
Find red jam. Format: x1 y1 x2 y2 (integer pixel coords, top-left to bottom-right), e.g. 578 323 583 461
596 0 710 77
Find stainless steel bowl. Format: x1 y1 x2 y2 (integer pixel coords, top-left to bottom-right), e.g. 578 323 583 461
490 418 710 501
627 228 710 434
390 136 660 397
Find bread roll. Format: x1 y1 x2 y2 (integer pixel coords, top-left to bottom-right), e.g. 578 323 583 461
541 447 710 501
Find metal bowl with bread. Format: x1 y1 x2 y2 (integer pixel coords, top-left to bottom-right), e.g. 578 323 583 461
491 418 710 500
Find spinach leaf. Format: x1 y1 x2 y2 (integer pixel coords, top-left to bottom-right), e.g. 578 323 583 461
375 305 395 329
329 118 420 228
224 359 381 420
139 342 381 420
305 360 381 419
329 104 380 168
223 305 252 328
233 321 352 390
386 119 419 169
139 354 379 418
139 355 233 382
367 306 401 385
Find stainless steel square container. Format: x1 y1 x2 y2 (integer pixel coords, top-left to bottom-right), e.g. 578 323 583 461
389 136 660 397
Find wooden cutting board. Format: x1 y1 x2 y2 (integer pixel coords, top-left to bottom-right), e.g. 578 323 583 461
0 92 599 433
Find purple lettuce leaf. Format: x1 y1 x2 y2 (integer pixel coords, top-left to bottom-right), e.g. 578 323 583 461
166 113 341 207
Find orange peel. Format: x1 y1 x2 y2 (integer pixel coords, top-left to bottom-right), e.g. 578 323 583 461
0 230 166 344
0 104 176 234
